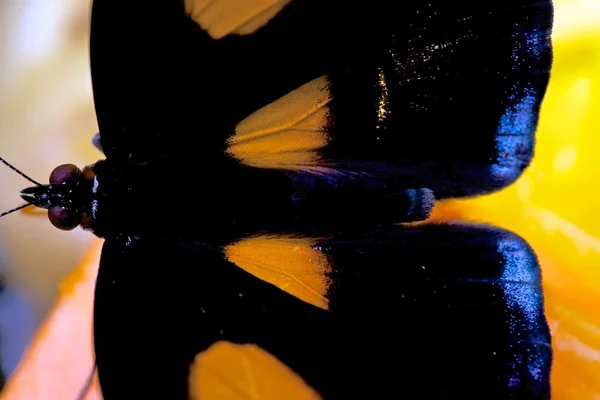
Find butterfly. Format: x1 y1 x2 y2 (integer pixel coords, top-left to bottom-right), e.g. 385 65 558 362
1 0 554 398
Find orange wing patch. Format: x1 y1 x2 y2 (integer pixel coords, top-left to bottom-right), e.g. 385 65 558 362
189 341 321 400
185 0 292 39
224 234 331 310
226 75 333 173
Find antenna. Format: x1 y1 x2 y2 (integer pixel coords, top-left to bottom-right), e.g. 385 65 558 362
0 156 43 218
0 203 34 218
75 363 97 400
0 156 42 186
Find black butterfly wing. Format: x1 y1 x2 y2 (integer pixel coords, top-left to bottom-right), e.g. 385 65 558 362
321 0 554 199
89 0 356 164
93 233 324 399
90 1 553 225
94 224 551 399
225 0 554 198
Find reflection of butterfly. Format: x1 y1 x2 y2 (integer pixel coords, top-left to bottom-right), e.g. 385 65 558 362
10 0 554 398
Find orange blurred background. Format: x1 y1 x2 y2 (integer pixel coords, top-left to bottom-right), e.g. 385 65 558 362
0 0 598 398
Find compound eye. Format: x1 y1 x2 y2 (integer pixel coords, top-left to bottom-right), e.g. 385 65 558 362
49 164 82 185
47 206 79 231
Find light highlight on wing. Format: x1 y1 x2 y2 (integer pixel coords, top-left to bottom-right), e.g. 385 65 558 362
227 76 333 173
224 234 331 310
185 0 291 39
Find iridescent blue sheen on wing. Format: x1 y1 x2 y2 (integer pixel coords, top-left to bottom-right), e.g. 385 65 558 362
321 1 553 198
498 233 552 390
92 0 553 208
95 224 551 398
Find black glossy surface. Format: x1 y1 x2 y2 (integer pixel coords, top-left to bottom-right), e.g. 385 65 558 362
95 224 551 398
91 0 553 203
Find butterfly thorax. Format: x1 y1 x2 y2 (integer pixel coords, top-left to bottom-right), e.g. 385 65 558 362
19 159 151 238
26 153 436 241
22 158 291 240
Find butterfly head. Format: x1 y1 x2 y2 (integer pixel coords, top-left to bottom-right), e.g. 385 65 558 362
20 163 88 231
